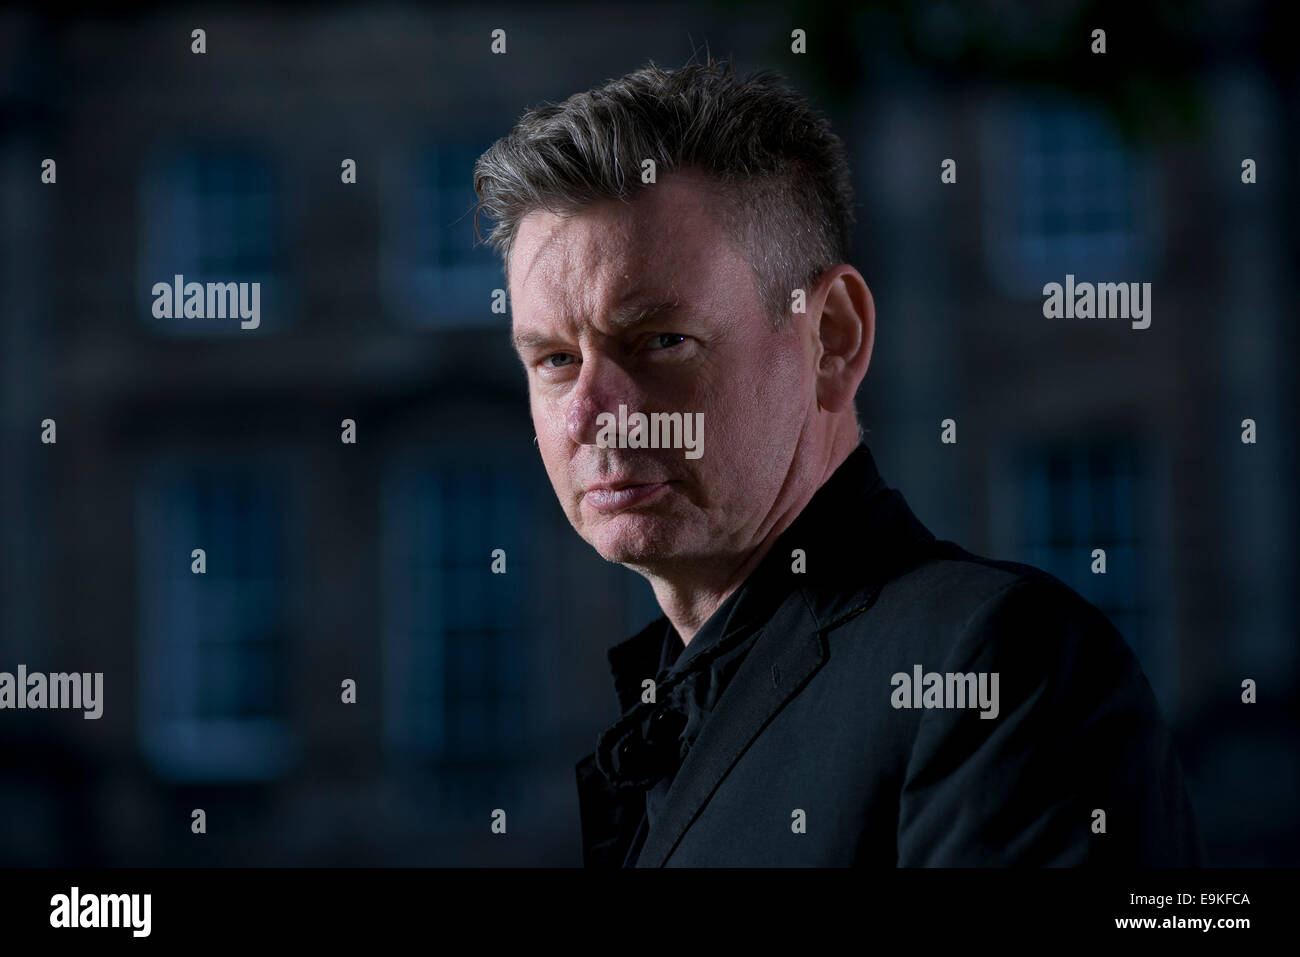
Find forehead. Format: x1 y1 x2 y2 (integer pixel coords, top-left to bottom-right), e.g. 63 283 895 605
508 169 739 319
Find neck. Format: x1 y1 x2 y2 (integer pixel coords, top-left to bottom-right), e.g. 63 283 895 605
644 429 859 645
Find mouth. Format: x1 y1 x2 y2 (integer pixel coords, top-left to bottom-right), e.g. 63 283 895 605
583 480 675 514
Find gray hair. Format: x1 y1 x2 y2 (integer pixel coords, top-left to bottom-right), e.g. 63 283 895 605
472 57 856 325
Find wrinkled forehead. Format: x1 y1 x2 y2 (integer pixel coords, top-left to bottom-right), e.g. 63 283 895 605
510 208 662 314
513 211 632 304
508 171 733 319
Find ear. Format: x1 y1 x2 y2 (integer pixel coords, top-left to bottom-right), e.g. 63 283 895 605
810 264 875 413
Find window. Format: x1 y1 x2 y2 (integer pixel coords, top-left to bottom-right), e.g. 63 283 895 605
382 140 502 326
982 98 1162 297
138 147 287 335
1007 436 1170 677
136 461 294 780
382 458 533 766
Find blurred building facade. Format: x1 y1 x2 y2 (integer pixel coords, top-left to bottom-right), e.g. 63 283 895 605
0 3 1295 865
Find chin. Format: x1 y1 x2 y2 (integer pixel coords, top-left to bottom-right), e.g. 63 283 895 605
588 515 690 566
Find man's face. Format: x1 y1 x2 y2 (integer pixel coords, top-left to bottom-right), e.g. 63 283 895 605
508 168 816 575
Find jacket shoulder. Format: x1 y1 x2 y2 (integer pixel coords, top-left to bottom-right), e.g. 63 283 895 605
877 549 1202 865
822 541 1140 693
873 541 1106 636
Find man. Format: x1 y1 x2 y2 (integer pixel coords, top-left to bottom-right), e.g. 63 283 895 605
473 58 1203 866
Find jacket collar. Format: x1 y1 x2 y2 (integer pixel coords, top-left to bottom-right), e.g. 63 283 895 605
607 617 672 716
579 442 946 866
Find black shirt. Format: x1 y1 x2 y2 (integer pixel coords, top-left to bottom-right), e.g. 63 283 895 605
620 603 737 866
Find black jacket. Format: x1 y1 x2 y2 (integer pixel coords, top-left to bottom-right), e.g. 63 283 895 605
574 443 1204 866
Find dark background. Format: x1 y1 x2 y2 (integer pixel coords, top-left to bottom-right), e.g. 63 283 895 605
0 0 1296 865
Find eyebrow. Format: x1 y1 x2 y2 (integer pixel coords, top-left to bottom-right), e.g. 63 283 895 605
511 296 682 353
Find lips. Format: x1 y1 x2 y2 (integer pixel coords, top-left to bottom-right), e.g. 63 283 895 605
583 480 674 513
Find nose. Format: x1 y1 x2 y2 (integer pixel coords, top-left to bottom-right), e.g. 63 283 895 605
566 352 640 448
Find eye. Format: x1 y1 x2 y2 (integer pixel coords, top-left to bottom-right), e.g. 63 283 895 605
542 353 577 368
647 333 687 351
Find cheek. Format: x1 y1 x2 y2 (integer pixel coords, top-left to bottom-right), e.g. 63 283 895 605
526 384 541 428
714 337 801 404
527 401 564 486
755 336 810 401
528 387 559 444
